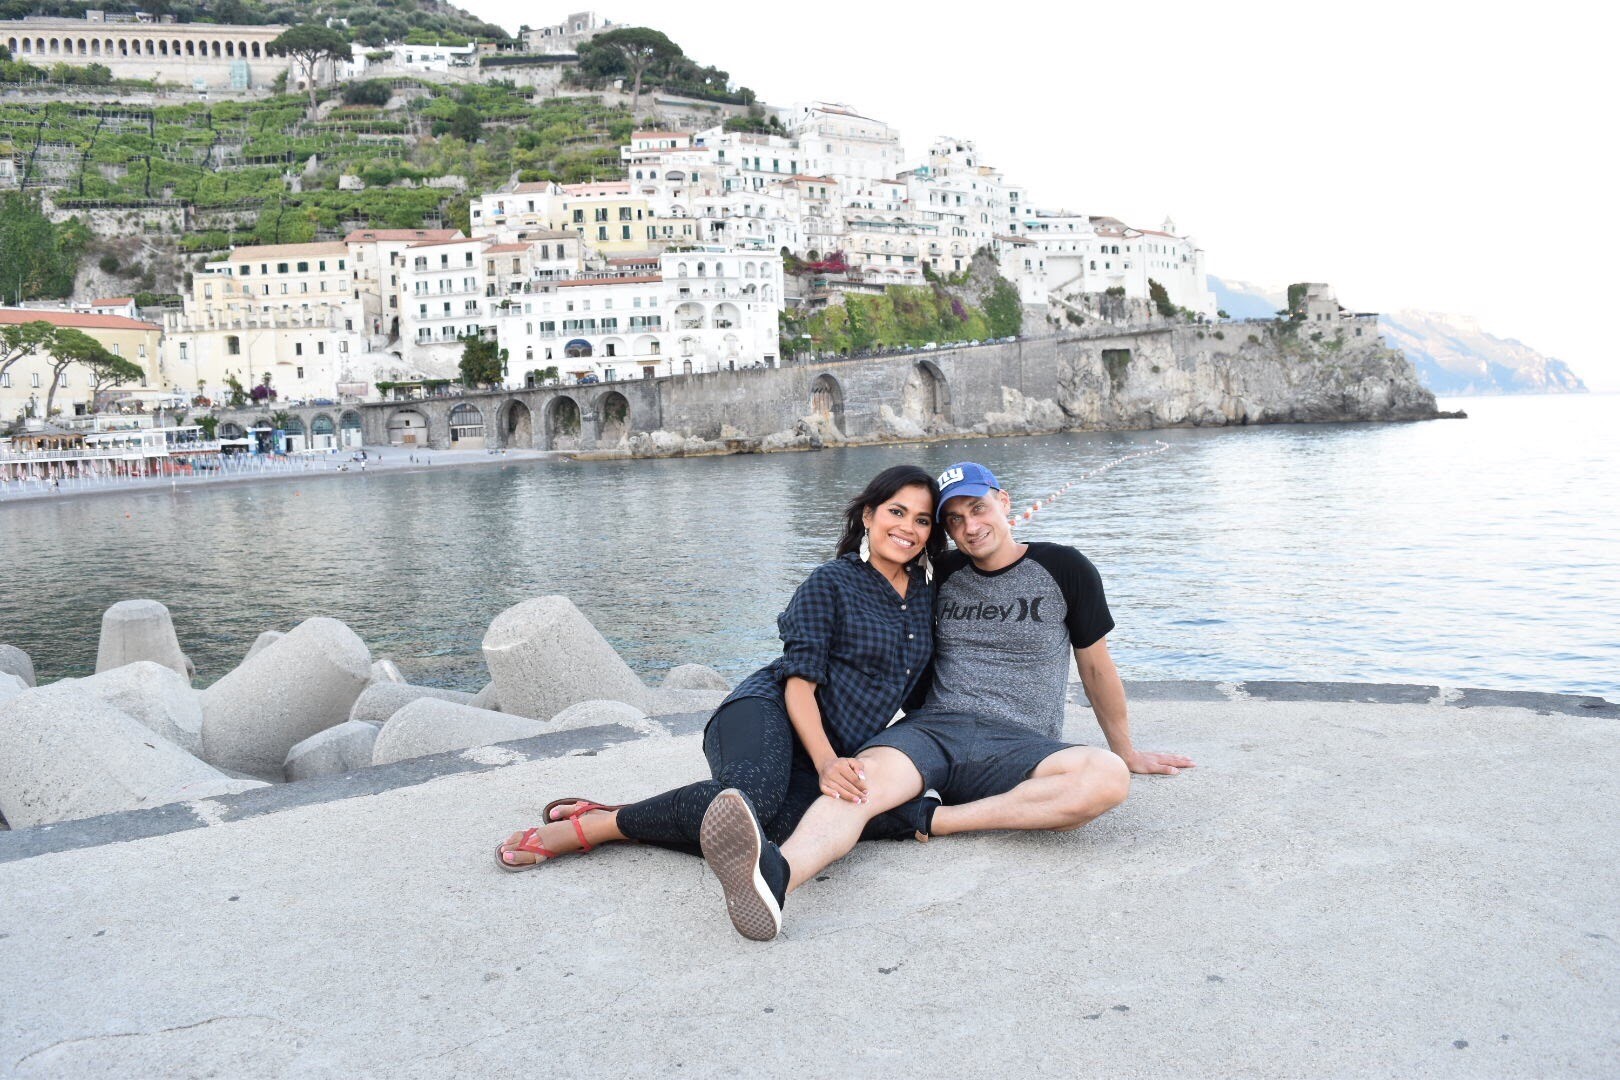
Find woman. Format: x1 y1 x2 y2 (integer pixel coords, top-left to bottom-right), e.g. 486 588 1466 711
497 463 944 868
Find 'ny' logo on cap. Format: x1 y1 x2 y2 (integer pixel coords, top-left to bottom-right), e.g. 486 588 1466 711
937 466 964 488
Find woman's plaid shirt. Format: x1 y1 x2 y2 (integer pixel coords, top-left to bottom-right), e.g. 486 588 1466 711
727 553 936 757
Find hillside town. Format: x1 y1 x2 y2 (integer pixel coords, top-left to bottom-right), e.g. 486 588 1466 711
1 9 1217 454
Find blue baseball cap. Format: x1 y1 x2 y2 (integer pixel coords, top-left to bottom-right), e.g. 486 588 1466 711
935 462 1000 507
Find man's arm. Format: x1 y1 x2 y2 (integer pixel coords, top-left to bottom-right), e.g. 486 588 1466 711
1074 638 1195 776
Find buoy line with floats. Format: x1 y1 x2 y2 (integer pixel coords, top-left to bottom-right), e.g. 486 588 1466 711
1010 440 1171 525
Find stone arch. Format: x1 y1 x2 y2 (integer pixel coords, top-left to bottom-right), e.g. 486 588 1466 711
810 373 845 435
158 39 167 55
310 413 337 449
219 422 246 439
633 334 660 358
225 40 234 56
902 360 952 429
502 400 533 448
744 262 757 278
600 335 627 359
281 415 307 452
598 390 629 446
674 301 704 329
252 41 261 57
545 395 582 451
386 408 429 446
711 301 741 329
448 403 486 448
90 39 99 55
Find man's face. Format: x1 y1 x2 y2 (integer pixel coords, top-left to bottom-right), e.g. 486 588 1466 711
940 489 1014 563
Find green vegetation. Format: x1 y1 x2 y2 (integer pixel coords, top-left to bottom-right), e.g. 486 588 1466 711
0 1 511 48
1148 278 1178 319
723 110 784 135
982 278 1024 340
794 286 993 354
571 26 755 106
1102 348 1131 392
0 192 89 303
268 25 352 110
457 335 504 388
1 89 631 252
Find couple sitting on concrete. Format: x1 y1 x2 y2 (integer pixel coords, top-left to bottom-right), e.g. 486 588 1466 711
496 461 1193 940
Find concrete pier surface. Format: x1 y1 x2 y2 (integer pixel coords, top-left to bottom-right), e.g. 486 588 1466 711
2 682 1616 1078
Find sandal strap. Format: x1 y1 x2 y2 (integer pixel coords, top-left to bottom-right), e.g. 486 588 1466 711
571 814 594 853
513 827 559 859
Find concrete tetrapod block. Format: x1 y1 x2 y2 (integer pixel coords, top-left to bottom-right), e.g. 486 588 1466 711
469 681 500 711
94 599 192 680
549 699 662 736
0 672 26 703
0 684 266 829
348 683 477 726
481 596 652 720
0 644 36 687
661 663 732 692
368 659 407 686
244 631 284 662
285 721 380 782
200 616 372 779
70 661 205 757
372 698 545 766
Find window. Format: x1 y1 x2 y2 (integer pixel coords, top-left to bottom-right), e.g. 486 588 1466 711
240 266 251 276
31 372 40 388
318 261 326 271
296 366 304 379
297 261 308 272
573 209 585 223
295 343 303 356
595 208 608 222
179 343 187 361
226 336 240 355
0 373 7 388
317 342 325 355
598 227 608 240
622 226 631 240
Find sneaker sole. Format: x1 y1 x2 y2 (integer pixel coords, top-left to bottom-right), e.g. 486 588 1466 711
700 789 782 942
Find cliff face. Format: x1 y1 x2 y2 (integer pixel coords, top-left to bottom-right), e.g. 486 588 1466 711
970 321 1444 439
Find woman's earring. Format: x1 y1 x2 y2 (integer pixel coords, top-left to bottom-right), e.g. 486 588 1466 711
859 530 871 563
919 548 933 584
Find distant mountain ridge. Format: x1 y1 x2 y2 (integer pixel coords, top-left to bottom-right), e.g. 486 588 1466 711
1209 276 1586 396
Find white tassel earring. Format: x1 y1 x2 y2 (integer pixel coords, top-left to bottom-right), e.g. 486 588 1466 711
859 530 872 562
919 547 933 584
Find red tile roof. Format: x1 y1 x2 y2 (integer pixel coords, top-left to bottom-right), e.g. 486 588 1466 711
0 308 161 332
345 229 461 243
553 275 662 288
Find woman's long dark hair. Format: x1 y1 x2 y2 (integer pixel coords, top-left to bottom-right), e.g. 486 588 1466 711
835 464 947 566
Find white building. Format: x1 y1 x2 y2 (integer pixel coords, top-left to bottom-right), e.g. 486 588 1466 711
346 228 464 344
398 235 488 359
787 102 906 185
521 11 609 54
160 242 367 405
340 40 476 79
492 250 784 384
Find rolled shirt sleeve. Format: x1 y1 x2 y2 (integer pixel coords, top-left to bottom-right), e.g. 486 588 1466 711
775 564 839 685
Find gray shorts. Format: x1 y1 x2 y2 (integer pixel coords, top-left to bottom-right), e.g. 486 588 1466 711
859 708 1075 804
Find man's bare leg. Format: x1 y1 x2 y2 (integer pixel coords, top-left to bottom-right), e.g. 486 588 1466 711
927 746 1130 838
780 747 924 892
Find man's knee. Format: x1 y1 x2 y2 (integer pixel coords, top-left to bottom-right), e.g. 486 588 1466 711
852 746 926 813
1046 747 1129 830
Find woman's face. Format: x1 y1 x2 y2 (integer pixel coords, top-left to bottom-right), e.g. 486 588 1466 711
861 482 935 571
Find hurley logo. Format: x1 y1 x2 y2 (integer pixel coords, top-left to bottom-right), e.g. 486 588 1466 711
940 598 1044 623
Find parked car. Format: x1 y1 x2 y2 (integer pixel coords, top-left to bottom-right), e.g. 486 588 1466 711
922 342 939 350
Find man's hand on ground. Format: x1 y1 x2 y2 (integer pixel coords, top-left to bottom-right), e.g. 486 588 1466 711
1121 750 1196 775
818 756 869 802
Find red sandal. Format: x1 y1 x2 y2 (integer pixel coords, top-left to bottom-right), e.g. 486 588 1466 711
495 800 625 872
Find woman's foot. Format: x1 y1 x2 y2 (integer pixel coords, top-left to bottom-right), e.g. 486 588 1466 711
497 804 623 868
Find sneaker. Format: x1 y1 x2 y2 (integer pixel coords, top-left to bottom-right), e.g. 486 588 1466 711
700 788 789 941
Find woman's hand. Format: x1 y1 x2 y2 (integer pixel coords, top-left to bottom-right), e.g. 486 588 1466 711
818 756 869 803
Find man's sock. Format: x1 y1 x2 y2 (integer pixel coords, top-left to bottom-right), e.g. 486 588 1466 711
762 842 789 908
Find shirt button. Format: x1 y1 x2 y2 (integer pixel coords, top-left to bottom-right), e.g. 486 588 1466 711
906 668 912 675
901 604 907 610
908 633 914 640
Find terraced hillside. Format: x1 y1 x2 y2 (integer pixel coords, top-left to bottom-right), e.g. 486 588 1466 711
0 82 631 253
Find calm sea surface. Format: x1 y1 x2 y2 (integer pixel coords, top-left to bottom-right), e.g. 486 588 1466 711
2 395 1615 698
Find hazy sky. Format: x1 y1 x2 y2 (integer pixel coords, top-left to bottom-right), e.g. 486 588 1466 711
465 1 1618 389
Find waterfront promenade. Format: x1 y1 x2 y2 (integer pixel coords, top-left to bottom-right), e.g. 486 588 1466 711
0 446 557 505
3 682 1615 1078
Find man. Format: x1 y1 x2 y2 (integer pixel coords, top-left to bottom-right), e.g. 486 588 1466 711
700 462 1195 941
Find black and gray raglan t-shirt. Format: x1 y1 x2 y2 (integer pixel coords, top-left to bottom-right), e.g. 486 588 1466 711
920 542 1115 738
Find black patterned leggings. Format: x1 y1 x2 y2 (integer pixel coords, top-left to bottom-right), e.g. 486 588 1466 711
614 695 923 856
